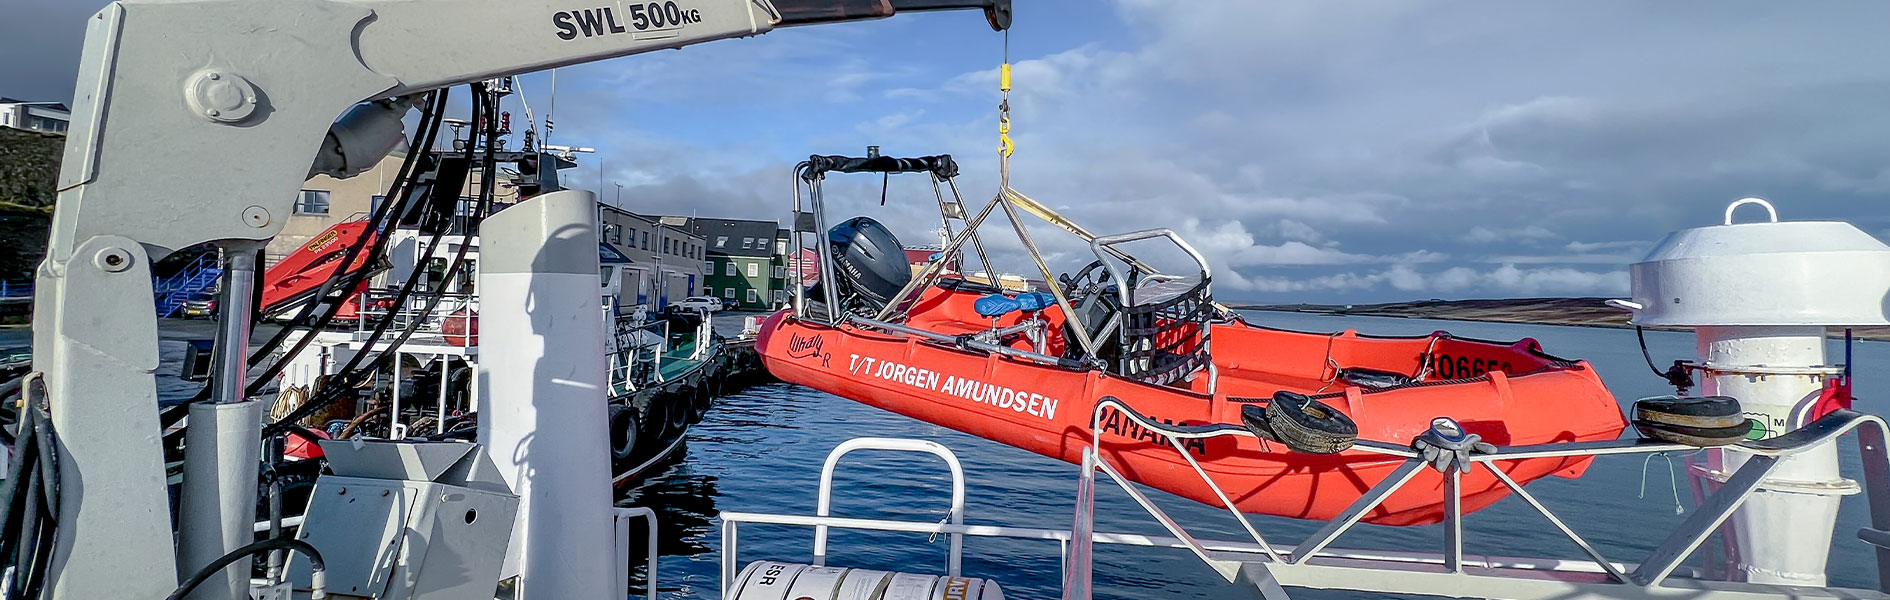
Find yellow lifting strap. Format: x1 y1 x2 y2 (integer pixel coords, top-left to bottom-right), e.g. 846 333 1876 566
998 31 1014 165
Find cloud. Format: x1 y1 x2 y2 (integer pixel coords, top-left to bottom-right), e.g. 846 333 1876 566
1222 263 1626 296
1563 240 1648 253
1462 225 1559 245
15 0 1888 304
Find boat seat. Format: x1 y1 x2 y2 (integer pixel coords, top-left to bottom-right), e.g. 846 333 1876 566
973 292 1056 318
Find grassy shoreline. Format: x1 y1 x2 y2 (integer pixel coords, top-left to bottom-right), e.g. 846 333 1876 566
1236 297 1890 341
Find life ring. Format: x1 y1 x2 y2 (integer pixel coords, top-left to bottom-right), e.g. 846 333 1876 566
608 404 638 460
1261 391 1358 454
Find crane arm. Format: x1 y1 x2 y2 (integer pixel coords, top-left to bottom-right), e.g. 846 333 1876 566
35 1 1004 598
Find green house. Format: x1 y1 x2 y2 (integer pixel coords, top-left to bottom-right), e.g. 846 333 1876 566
676 217 789 311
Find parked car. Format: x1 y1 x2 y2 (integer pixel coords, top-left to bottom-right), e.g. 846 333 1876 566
181 293 217 319
720 297 742 311
671 296 723 313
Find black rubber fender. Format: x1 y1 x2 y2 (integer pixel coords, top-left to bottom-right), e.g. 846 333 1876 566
608 404 638 460
1263 391 1358 454
666 391 691 434
1336 367 1415 390
1634 395 1745 428
691 382 713 421
1238 404 1278 442
1633 418 1757 447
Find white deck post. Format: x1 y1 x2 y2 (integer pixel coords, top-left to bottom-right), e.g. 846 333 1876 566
476 190 614 599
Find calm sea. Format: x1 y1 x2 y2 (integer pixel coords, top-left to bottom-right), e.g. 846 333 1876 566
622 311 1886 599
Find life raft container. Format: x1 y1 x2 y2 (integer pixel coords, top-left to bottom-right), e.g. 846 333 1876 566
727 561 1003 600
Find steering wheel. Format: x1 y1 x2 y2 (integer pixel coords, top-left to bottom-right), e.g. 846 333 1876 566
1059 260 1115 308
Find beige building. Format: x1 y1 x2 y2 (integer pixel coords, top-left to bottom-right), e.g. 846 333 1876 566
266 151 518 266
597 206 707 310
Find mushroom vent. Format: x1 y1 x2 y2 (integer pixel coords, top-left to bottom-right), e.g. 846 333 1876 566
1619 198 1890 327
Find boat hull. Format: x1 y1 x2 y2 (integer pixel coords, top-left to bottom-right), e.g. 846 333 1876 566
758 308 1627 526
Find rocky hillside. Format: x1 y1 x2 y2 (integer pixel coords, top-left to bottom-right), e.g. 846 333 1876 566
0 128 58 280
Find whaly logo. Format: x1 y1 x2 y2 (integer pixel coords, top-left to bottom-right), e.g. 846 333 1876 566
786 333 829 367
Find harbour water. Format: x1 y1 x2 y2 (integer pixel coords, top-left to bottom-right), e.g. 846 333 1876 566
5 308 1876 598
622 310 1885 599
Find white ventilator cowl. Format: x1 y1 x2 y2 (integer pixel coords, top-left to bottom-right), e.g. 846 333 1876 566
1621 198 1890 327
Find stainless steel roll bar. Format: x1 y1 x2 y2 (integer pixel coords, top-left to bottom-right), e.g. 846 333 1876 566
1062 398 1890 599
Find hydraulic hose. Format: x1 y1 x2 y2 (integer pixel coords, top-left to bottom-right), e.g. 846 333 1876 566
166 538 326 600
266 84 492 435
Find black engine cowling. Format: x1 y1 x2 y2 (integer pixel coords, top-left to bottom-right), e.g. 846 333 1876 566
826 216 910 315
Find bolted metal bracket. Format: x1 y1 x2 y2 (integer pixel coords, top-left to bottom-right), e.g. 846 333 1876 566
184 68 261 124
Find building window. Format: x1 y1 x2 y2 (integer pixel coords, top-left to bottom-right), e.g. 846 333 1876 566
773 265 786 279
776 240 787 255
703 262 714 273
773 290 787 304
748 289 760 304
702 288 712 295
663 238 670 254
724 262 737 276
294 190 330 215
741 237 754 249
715 236 729 248
746 262 759 277
641 232 649 250
723 287 736 299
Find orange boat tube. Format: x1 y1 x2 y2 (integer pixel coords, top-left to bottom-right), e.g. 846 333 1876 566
759 286 1628 526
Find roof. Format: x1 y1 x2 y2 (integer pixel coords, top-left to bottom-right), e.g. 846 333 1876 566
0 99 69 112
600 243 632 264
673 217 782 257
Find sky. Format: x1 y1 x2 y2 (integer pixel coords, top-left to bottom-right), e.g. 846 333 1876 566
8 1 1890 303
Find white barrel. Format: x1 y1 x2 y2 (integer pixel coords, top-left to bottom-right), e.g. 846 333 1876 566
728 562 1002 600
729 561 809 600
835 569 893 600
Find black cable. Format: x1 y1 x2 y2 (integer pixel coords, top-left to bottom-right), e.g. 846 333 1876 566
166 538 325 600
165 90 451 419
1635 326 1664 378
266 85 490 435
243 89 452 390
0 397 55 600
1636 326 1694 392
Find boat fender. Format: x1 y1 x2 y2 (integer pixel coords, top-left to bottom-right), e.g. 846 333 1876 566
668 390 692 432
1632 395 1745 429
1633 418 1757 447
608 404 638 460
1413 417 1496 473
727 562 1003 600
1261 391 1358 454
1336 367 1415 390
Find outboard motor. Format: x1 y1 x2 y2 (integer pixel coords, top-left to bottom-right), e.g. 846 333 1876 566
827 216 911 315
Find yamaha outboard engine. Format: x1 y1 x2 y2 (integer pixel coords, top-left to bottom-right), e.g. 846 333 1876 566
827 216 910 315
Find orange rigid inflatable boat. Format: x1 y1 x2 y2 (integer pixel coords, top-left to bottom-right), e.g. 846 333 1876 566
759 286 1626 526
762 153 1628 526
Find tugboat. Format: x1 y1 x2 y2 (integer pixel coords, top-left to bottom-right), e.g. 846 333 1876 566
262 140 724 487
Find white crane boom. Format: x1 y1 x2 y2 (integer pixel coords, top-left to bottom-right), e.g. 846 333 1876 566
32 1 1005 598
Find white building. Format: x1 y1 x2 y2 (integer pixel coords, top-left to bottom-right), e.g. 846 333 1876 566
0 99 69 134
